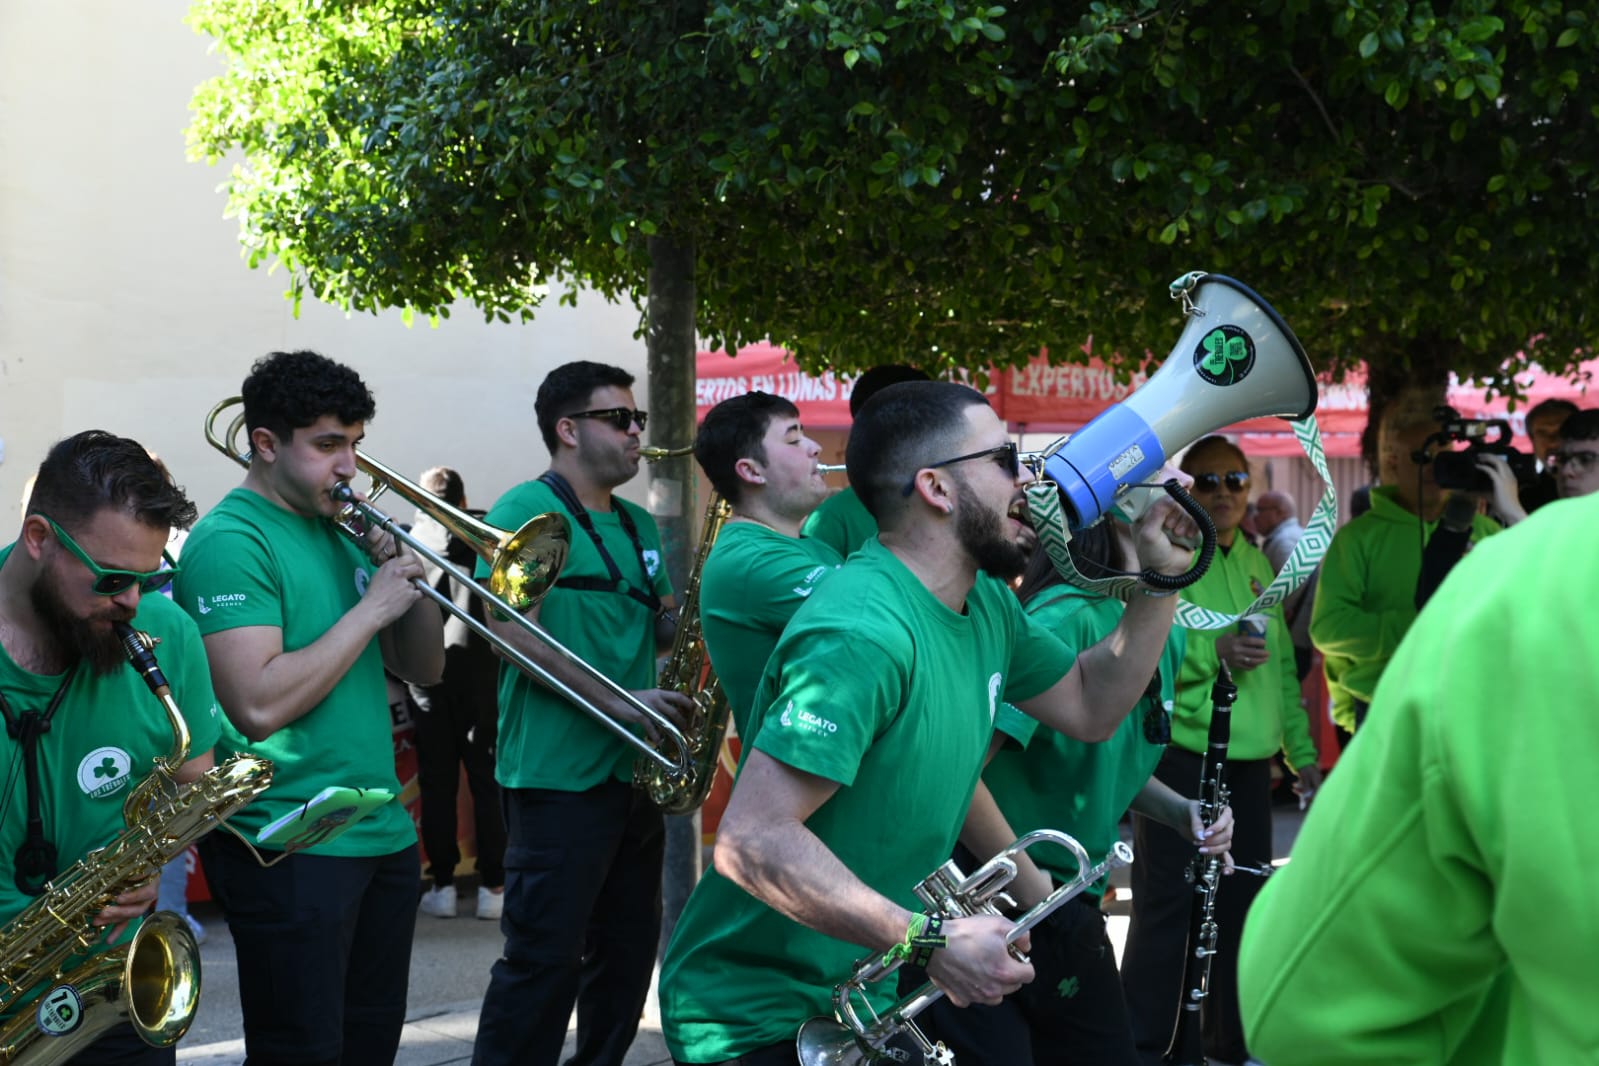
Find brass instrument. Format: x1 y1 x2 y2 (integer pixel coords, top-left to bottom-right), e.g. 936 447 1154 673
203 398 694 779
0 624 274 1064
797 832 1135 1066
632 490 733 814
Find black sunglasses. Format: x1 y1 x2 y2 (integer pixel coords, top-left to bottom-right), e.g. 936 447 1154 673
566 408 647 432
1193 470 1250 493
901 442 1021 497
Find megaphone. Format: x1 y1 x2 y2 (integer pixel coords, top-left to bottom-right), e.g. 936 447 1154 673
1041 273 1316 529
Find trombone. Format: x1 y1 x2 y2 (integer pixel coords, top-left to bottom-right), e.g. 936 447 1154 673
203 398 693 777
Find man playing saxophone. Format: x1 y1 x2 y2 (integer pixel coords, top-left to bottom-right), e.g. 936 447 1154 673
177 351 444 1066
692 391 842 739
658 381 1200 1065
0 431 221 1065
472 360 693 1066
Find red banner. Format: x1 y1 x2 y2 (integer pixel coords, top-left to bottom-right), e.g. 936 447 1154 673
696 345 1596 460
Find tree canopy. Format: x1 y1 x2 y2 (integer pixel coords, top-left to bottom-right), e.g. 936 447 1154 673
188 1 1597 388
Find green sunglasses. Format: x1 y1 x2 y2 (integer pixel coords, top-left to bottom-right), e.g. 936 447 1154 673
44 517 179 596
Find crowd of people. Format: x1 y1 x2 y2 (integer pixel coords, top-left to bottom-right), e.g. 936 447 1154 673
0 350 1591 1066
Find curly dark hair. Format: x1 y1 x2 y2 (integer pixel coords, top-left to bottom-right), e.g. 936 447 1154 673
26 431 197 532
242 350 376 445
693 391 800 504
534 361 636 453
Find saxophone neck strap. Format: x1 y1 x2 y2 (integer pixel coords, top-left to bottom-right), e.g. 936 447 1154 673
1 665 79 896
537 471 662 613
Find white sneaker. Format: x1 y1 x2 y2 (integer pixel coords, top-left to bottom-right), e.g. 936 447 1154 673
182 911 207 946
419 885 458 919
476 886 504 921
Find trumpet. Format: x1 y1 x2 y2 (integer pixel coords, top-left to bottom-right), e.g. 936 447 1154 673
797 832 1134 1066
203 398 693 778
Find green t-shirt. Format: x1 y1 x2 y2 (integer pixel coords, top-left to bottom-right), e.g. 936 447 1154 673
477 479 673 790
1171 538 1318 770
800 486 878 558
1240 494 1598 1065
699 522 843 739
659 540 1076 1062
984 586 1185 898
174 488 415 856
1310 485 1501 730
0 559 223 959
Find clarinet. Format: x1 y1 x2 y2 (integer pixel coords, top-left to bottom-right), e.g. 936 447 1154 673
1163 662 1237 1066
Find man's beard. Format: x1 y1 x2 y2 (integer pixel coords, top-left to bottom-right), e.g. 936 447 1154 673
30 574 130 676
955 491 1030 581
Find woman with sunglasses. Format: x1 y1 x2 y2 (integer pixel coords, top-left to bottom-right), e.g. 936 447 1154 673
1120 435 1322 1066
907 518 1235 1065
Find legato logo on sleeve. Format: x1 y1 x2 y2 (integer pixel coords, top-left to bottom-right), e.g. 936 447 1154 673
778 700 837 735
987 672 1004 724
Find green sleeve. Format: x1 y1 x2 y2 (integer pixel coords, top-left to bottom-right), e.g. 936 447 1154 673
169 605 224 757
800 499 852 559
1308 524 1410 663
751 629 904 787
994 702 1037 749
178 529 285 634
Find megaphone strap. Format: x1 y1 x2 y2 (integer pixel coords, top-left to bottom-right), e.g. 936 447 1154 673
1027 414 1337 631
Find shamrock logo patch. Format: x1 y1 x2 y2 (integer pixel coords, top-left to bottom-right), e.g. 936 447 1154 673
1056 975 1081 999
77 747 133 798
1193 324 1256 387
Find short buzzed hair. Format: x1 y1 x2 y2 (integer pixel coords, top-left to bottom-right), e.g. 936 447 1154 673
694 391 801 504
846 381 990 529
1560 409 1599 443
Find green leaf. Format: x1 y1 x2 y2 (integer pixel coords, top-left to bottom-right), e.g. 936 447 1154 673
1556 28 1581 47
1359 32 1379 58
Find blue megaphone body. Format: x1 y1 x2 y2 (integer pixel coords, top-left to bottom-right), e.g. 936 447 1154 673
1041 274 1317 529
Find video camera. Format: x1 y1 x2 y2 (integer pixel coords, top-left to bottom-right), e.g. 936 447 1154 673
1411 406 1537 493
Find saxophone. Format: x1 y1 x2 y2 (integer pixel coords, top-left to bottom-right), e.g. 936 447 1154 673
633 489 733 815
0 623 273 1065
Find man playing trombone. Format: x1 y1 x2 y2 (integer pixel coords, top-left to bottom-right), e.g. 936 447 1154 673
659 381 1200 1065
471 360 694 1066
177 351 444 1066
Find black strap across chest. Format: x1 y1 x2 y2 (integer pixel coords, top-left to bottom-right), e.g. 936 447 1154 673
537 472 661 613
0 664 79 896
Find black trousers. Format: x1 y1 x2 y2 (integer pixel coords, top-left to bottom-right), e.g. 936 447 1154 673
473 780 664 1066
199 832 420 1066
908 893 1139 1065
1120 749 1273 1066
408 643 506 888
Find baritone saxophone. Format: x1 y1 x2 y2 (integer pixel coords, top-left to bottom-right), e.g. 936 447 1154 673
633 469 734 816
0 623 273 1065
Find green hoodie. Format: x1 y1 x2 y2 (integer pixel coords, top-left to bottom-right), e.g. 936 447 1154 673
1310 485 1499 731
1172 537 1317 771
1239 493 1599 1065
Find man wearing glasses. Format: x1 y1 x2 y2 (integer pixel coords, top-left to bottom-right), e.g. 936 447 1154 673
0 430 221 1065
473 360 693 1066
1552 409 1599 500
176 350 444 1066
660 381 1199 1066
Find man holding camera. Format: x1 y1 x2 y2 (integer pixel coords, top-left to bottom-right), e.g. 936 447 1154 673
1310 398 1500 740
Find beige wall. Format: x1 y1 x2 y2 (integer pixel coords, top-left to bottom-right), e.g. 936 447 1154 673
0 3 657 530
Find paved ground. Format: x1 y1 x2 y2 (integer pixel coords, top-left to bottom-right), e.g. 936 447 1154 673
175 805 1307 1065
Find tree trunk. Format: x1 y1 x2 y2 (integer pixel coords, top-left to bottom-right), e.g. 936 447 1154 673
645 233 702 956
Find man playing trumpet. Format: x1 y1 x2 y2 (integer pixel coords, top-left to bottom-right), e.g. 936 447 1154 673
659 381 1200 1065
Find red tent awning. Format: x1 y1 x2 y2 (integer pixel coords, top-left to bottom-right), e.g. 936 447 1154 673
695 344 1596 460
